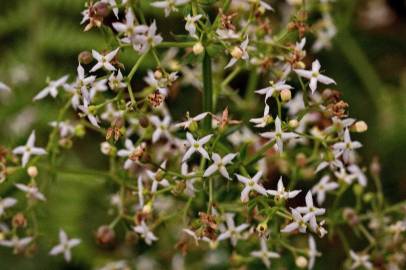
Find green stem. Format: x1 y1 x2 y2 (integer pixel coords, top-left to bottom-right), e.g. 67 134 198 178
126 53 147 106
202 51 213 130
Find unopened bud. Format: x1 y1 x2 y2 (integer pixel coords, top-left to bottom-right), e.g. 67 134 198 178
294 61 306 69
296 153 307 167
139 116 149 128
353 184 363 196
230 46 243 59
75 124 86 137
93 2 110 17
280 89 292 102
100 142 112 155
295 256 308 268
12 213 27 228
154 70 163 80
342 208 359 226
256 221 268 237
27 166 38 178
96 225 116 246
193 42 204 55
352 121 368 133
289 119 299 129
78 51 93 65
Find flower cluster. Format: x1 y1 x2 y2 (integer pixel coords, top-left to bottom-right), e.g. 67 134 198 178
0 1 405 269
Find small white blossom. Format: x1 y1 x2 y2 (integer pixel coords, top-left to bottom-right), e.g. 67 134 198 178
151 0 190 17
266 177 301 201
78 99 100 127
225 37 249 69
308 236 321 269
15 183 46 201
150 115 172 143
49 121 75 138
0 236 33 252
33 75 69 101
64 64 96 108
90 48 119 72
133 221 158 245
108 70 126 90
235 171 267 203
181 163 198 197
132 21 163 53
100 103 123 122
255 80 293 102
217 213 249 246
117 140 145 169
250 105 273 128
296 192 326 228
146 161 170 193
260 116 298 152
294 60 336 94
0 197 17 217
281 208 311 234
174 112 208 130
347 164 367 186
12 130 47 167
251 238 280 269
333 129 362 163
49 229 81 262
182 132 213 162
311 175 338 205
185 14 202 38
349 250 373 270
203 153 237 180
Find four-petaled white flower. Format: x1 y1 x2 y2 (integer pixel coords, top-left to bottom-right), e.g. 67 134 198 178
308 236 321 270
49 121 75 138
181 163 197 197
281 208 310 234
133 221 158 245
0 236 33 252
255 80 293 102
0 197 17 217
347 164 367 187
78 99 100 127
250 238 280 269
349 250 373 270
150 115 172 143
175 112 208 130
15 183 46 201
64 64 96 108
260 116 298 152
108 70 126 90
203 152 237 180
266 177 301 202
296 191 326 226
182 132 213 162
49 229 81 262
333 128 362 164
33 75 69 101
217 213 249 246
12 130 47 167
235 171 267 203
225 37 249 69
250 105 273 128
132 21 163 53
151 0 190 17
90 48 119 72
146 161 170 193
311 175 338 205
294 60 336 94
185 14 202 38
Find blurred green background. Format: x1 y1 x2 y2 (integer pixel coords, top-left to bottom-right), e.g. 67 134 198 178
0 0 405 269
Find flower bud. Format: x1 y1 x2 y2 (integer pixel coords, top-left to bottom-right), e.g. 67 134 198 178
289 119 299 129
280 89 292 102
294 61 306 69
363 192 374 203
59 138 73 149
342 208 359 226
142 201 153 214
93 2 110 17
78 51 93 65
171 181 186 196
12 213 27 228
296 153 307 167
100 141 113 155
353 184 363 196
193 42 204 55
295 256 308 268
256 221 268 237
27 166 38 178
351 121 368 133
139 116 150 128
154 70 163 80
230 46 243 59
96 225 116 246
75 124 86 137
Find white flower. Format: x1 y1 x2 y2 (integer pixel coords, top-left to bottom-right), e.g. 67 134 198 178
117 140 145 169
133 221 158 245
0 197 17 217
216 29 240 40
182 132 213 162
333 128 362 163
146 161 170 193
12 130 47 167
49 229 81 262
89 79 108 100
225 37 249 69
0 236 32 252
0 81 11 92
255 80 293 102
49 121 75 138
294 60 336 94
203 153 237 180
33 75 69 101
250 105 273 128
100 103 123 122
185 14 202 38
235 171 267 203
316 153 344 173
151 0 190 17
217 213 249 246
347 164 367 186
284 92 305 116
108 70 126 90
308 236 321 269
260 116 298 152
266 177 301 201
281 208 310 233
64 64 96 108
150 115 172 143
251 238 280 269
15 183 46 201
296 192 326 227
78 99 100 127
311 175 338 205
181 163 197 197
349 250 373 270
132 21 163 53
113 8 136 40
90 48 119 72
175 112 208 130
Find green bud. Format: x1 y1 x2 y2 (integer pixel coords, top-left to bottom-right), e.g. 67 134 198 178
75 124 86 137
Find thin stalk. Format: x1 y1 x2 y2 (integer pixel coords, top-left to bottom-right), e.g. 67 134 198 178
202 51 213 130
